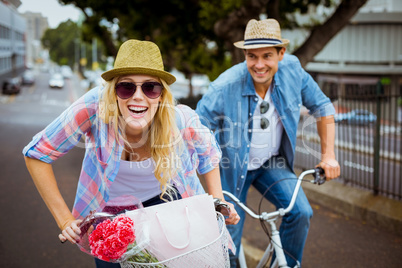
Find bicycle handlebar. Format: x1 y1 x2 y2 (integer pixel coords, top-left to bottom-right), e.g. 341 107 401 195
222 167 326 221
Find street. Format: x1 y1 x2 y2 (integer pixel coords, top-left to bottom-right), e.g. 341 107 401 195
0 72 401 267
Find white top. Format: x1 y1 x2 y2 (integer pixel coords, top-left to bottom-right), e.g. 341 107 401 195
108 158 162 202
247 87 284 170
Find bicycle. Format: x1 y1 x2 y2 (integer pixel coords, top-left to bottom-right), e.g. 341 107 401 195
223 167 326 268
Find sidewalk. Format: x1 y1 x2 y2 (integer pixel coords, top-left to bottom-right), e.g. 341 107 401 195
242 168 402 266
301 174 402 236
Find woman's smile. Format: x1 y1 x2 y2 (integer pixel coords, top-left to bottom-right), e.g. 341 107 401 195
117 74 161 136
127 105 148 118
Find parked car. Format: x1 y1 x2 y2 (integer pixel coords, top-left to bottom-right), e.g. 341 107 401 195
49 73 65 89
2 77 22 95
335 109 377 125
22 70 35 85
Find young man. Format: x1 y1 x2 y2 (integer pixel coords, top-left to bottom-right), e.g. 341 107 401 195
196 18 340 267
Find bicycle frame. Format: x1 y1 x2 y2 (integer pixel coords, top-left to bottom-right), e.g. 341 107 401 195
223 169 323 268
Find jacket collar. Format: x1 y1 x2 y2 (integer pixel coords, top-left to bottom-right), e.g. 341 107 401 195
242 70 257 96
241 70 279 96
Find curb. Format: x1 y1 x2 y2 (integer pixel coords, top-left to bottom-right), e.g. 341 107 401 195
301 176 402 236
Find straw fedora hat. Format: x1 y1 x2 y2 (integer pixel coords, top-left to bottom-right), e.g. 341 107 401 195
102 39 176 85
234 19 289 49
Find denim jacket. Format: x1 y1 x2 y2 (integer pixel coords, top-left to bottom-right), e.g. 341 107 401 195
196 54 335 198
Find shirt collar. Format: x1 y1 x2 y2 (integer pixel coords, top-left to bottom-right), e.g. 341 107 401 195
242 71 258 96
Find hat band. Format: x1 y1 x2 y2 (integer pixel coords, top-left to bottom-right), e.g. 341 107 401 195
244 38 282 46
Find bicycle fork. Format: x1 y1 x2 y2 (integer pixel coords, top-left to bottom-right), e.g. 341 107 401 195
268 220 289 268
254 218 288 268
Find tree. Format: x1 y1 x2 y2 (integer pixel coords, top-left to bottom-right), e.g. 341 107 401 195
292 0 368 66
58 0 367 88
41 20 80 67
41 19 106 72
60 0 230 97
209 0 368 66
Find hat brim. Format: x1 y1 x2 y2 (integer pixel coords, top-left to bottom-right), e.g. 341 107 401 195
101 67 176 85
234 39 289 49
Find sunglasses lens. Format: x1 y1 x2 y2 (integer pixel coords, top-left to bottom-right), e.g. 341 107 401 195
260 101 269 114
116 82 135 99
261 117 269 129
142 82 163 99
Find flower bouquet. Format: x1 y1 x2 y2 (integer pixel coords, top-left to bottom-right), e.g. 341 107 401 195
76 196 162 265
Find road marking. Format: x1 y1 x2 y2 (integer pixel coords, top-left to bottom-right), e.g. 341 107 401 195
8 95 15 103
28 85 36 94
41 92 47 102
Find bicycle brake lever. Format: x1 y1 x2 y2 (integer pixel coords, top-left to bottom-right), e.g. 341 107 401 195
312 167 326 185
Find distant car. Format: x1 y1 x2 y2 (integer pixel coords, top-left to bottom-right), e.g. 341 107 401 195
49 73 65 89
22 70 35 85
2 77 22 95
335 109 377 125
60 65 73 79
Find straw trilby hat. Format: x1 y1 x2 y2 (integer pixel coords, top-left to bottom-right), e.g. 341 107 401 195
234 19 289 49
102 39 176 85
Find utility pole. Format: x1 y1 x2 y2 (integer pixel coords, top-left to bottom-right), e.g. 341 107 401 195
92 38 98 70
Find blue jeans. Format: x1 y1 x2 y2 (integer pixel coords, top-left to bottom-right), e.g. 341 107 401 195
226 156 313 267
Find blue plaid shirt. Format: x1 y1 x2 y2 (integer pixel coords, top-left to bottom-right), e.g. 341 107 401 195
23 87 221 218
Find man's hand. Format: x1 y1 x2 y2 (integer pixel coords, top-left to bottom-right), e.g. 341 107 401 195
318 157 340 180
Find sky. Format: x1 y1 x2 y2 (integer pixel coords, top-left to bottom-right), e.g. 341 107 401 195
18 0 82 28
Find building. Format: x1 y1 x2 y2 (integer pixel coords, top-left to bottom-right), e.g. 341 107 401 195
20 11 48 67
0 0 26 86
283 0 401 119
290 0 402 199
306 0 402 118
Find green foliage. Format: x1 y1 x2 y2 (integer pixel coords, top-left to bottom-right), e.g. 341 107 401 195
199 0 243 29
41 20 79 67
57 0 339 84
277 0 335 28
41 19 106 69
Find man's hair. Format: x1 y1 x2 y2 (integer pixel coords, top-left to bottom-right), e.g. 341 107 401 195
275 47 283 54
244 47 284 54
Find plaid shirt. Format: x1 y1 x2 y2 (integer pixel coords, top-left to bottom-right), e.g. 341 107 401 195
23 87 221 219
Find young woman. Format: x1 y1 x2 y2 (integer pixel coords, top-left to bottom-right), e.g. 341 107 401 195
23 39 239 267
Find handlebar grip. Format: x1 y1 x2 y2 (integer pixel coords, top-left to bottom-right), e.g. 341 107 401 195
313 167 326 185
213 198 231 217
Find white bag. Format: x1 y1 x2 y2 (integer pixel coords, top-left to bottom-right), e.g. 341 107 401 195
126 194 221 262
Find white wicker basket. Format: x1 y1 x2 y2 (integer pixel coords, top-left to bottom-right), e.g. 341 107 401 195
120 212 230 268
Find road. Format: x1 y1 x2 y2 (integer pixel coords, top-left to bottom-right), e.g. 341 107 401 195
0 71 401 267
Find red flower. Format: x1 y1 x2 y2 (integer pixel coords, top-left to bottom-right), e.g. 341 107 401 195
89 215 136 261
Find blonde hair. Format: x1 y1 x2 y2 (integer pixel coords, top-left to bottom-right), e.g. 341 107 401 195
99 77 182 199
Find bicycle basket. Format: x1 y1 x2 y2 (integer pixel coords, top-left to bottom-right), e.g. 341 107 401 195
120 212 230 268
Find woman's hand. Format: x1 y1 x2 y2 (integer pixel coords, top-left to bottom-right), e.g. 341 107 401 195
59 219 82 244
222 201 240 225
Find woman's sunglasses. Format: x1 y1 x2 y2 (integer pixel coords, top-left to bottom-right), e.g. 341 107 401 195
115 81 163 99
